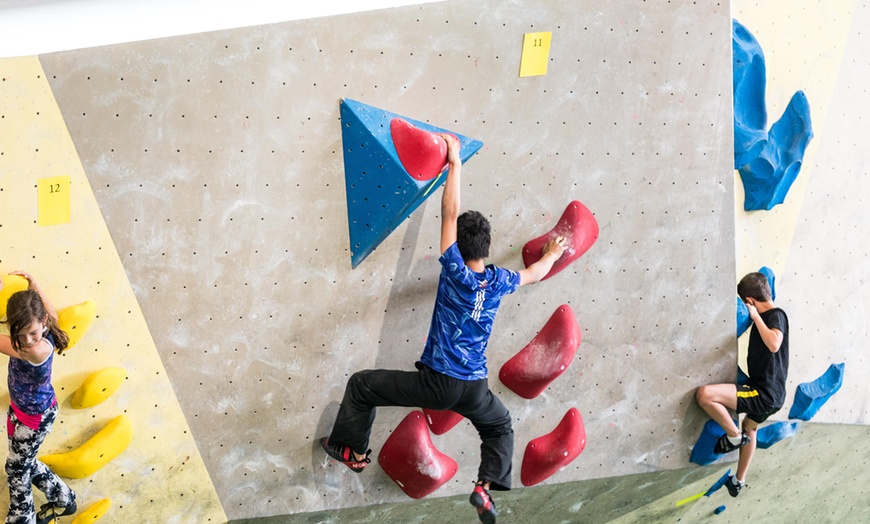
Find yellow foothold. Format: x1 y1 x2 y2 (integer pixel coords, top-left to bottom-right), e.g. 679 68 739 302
0 274 29 318
71 498 111 524
71 368 126 409
40 415 133 479
57 300 97 349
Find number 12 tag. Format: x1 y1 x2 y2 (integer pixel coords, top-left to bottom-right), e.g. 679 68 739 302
37 175 71 226
520 32 552 77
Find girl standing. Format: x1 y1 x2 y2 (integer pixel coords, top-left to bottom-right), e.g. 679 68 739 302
1 272 76 523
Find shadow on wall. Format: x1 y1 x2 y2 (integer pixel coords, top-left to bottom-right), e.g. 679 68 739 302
311 401 355 498
375 209 433 371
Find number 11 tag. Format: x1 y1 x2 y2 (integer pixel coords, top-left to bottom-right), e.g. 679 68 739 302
37 176 71 226
520 32 552 77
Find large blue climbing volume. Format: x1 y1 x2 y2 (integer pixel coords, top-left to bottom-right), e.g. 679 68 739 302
339 98 484 268
733 19 768 169
789 362 845 421
732 19 814 211
738 91 813 211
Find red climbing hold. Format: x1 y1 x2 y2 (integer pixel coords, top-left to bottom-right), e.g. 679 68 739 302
378 411 458 499
423 408 464 435
522 200 599 281
521 407 586 487
390 118 448 181
499 304 581 399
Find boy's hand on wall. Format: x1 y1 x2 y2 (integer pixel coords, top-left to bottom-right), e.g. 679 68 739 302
543 235 567 259
438 133 461 166
10 271 34 289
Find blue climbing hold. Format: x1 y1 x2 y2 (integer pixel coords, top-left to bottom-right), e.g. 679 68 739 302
690 419 737 466
715 505 727 515
738 90 814 211
736 297 752 337
704 469 732 497
789 363 845 421
736 267 776 337
732 19 814 211
756 421 799 449
758 266 776 300
732 19 768 169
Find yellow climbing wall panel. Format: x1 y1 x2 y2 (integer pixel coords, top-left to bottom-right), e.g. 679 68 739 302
732 1 858 379
0 56 226 523
733 0 858 277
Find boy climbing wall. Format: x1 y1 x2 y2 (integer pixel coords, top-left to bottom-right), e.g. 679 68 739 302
695 272 789 496
321 134 566 523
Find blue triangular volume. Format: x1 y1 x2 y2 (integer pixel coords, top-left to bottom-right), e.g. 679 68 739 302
339 98 484 268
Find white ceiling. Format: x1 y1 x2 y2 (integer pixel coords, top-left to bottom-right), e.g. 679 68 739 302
0 0 441 58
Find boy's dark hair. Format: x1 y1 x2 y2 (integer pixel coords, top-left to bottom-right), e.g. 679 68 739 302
737 272 772 302
456 210 491 261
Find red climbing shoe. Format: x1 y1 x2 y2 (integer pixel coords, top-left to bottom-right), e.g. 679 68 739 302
320 437 371 473
470 484 497 524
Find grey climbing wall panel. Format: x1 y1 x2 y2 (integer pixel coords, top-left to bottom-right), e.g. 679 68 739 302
39 0 734 519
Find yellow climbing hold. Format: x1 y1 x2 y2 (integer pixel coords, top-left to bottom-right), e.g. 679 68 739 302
0 274 29 318
71 498 111 524
71 368 127 409
40 415 133 479
57 300 96 349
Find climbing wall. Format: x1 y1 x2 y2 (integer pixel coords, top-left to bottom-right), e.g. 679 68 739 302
0 57 225 522
732 0 869 425
229 422 870 524
4 0 863 521
613 1 870 521
35 0 735 520
32 0 736 520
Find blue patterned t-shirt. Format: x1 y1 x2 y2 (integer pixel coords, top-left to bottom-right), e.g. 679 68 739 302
419 242 521 380
7 333 56 415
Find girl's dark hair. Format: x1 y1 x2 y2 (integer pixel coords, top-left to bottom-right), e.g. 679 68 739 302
6 289 69 353
737 272 772 302
457 210 491 261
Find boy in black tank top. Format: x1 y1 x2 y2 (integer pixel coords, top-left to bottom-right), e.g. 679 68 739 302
695 272 789 496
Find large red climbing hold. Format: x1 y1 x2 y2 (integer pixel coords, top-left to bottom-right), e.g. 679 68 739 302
378 411 458 499
499 304 581 399
521 407 586 486
423 408 464 435
522 200 599 281
390 118 448 181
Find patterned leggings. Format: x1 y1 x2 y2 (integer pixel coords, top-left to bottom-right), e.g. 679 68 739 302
5 404 75 524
